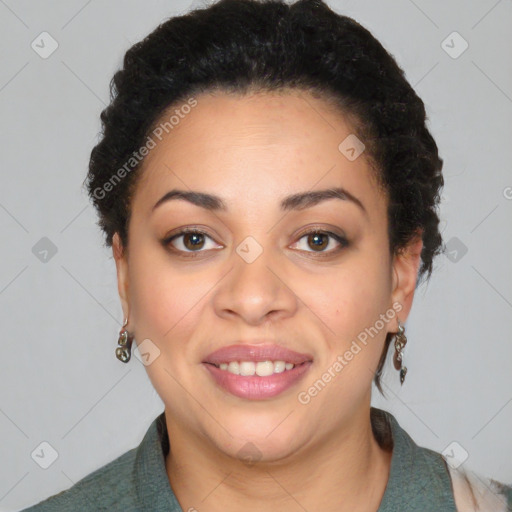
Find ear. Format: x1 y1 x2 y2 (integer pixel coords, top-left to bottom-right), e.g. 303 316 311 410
112 232 130 320
390 231 423 328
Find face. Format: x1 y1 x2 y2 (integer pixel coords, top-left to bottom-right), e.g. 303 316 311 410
113 89 421 463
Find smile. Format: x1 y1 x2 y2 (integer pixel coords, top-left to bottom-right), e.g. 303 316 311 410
203 360 312 400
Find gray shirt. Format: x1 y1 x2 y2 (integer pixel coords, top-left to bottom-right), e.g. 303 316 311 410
20 407 512 511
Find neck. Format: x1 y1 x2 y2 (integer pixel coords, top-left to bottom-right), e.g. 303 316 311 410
164 402 392 512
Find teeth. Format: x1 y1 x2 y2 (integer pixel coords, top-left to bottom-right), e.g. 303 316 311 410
227 361 240 375
215 360 297 376
273 361 285 373
239 361 256 376
255 361 274 377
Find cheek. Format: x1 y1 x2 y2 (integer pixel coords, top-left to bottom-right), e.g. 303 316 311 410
309 252 392 336
301 250 393 389
125 251 208 401
127 250 196 344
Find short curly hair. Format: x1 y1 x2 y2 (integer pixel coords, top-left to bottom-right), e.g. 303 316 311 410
84 0 445 396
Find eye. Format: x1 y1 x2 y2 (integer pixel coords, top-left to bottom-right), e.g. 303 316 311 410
164 228 221 254
290 229 349 255
163 227 349 257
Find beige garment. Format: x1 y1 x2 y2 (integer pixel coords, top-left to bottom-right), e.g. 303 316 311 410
448 464 509 512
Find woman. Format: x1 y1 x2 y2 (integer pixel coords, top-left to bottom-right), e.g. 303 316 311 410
22 0 511 510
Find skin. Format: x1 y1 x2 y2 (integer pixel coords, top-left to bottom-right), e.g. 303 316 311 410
112 88 423 512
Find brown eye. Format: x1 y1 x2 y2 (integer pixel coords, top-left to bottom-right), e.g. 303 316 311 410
182 232 206 250
306 232 329 251
292 229 348 254
164 229 220 254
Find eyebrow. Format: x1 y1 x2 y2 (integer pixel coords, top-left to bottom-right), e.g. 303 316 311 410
152 187 367 216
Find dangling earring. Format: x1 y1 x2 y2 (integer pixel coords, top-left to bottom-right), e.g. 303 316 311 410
393 319 408 385
115 317 133 363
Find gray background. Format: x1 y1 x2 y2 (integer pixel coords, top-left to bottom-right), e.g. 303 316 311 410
1 0 511 510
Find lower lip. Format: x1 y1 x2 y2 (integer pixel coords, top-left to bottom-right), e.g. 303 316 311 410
203 362 313 400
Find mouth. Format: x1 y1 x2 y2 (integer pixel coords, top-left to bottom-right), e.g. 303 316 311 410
202 343 313 400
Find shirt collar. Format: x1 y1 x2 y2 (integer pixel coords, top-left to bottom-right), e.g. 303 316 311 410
134 411 182 511
373 407 456 511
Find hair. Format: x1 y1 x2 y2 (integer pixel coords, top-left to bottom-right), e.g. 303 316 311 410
84 0 445 396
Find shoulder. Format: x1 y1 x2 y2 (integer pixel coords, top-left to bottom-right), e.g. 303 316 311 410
446 464 512 512
372 407 512 511
373 408 457 510
20 446 139 512
410 446 512 512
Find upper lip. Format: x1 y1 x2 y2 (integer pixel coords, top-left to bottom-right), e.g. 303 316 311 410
203 343 313 365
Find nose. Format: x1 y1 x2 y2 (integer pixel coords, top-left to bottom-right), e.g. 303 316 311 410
212 240 298 326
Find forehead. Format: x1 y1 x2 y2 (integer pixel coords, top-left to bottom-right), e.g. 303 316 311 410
131 89 385 218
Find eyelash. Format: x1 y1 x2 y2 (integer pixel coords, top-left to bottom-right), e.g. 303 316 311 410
162 227 349 258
